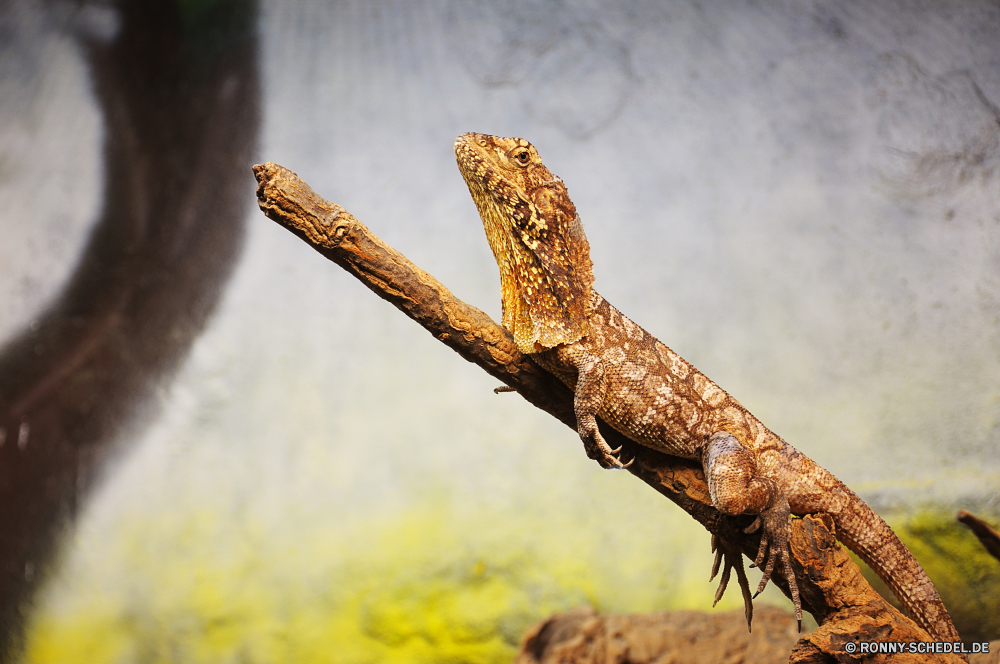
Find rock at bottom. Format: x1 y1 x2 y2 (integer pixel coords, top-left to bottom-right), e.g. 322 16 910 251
515 605 803 664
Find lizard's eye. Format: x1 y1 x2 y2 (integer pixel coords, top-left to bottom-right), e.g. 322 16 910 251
513 150 530 166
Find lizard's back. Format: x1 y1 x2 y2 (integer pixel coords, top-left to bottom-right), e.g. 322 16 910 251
538 292 778 465
537 292 959 642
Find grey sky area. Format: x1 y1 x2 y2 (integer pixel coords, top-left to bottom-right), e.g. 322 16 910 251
1 0 999 658
263 0 1000 506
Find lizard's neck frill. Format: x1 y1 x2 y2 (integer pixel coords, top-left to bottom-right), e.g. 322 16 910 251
500 252 594 355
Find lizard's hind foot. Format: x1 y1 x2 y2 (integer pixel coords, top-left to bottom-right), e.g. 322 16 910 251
710 533 754 632
744 496 803 630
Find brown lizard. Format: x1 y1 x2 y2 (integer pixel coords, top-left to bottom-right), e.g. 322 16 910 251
454 132 962 644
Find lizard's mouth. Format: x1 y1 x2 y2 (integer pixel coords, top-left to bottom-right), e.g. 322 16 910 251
454 133 502 188
453 133 477 164
454 134 531 348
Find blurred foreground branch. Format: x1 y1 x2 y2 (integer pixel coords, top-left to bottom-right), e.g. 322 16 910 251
253 162 961 663
957 510 1000 562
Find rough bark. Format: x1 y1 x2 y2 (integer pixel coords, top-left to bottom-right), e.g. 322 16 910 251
515 605 804 664
253 162 963 663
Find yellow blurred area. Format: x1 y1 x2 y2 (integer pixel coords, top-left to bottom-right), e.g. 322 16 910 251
21 485 776 664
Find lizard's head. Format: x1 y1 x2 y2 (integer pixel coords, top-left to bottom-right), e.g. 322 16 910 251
455 133 595 354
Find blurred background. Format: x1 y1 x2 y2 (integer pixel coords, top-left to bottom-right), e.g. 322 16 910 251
1 0 999 662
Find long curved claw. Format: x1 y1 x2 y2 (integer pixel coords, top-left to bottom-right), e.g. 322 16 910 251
777 540 802 632
708 533 754 632
748 496 803 627
712 562 731 606
753 545 777 598
710 536 723 579
744 517 762 567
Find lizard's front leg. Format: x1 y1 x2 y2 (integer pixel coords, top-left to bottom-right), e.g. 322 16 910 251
553 344 631 469
703 432 802 629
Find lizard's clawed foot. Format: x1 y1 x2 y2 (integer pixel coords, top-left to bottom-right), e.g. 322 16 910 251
579 415 632 469
710 533 754 632
745 495 802 630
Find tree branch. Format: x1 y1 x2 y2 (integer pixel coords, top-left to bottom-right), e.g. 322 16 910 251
957 510 1000 562
252 162 961 662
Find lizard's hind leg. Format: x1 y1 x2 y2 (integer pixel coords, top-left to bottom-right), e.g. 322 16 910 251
703 432 802 629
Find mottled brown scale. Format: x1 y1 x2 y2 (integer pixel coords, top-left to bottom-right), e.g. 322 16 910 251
455 133 962 645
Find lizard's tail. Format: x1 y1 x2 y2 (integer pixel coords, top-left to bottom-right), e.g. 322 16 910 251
832 485 961 643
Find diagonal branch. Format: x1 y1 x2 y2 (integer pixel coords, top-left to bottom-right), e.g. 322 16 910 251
252 162 961 662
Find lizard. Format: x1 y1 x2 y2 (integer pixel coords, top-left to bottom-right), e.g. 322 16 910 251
454 132 962 644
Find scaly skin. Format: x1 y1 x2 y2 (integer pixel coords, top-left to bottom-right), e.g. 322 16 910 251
454 132 961 643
